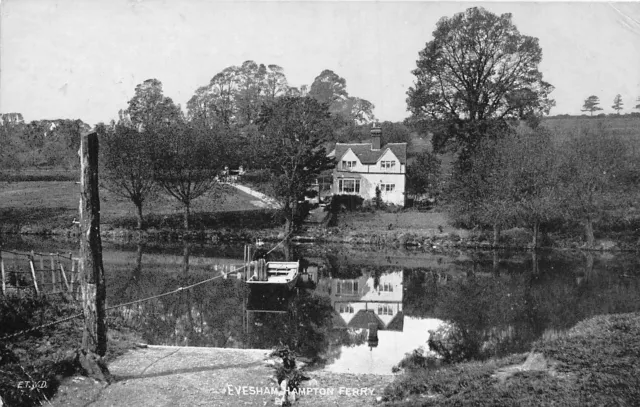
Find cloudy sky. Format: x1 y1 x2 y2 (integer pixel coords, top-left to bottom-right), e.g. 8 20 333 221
1 1 639 126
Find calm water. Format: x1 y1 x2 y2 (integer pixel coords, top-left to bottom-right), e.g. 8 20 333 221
3 236 640 374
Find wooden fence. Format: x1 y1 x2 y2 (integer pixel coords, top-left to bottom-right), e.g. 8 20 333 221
0 249 79 297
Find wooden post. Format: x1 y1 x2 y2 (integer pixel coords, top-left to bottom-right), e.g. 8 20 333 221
79 131 108 357
29 252 40 295
0 251 5 296
51 255 57 289
59 260 71 292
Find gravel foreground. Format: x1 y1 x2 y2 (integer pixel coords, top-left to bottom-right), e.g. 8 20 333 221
50 345 393 407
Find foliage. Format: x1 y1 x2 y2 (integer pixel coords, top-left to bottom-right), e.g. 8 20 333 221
308 69 376 126
186 61 290 128
122 79 183 132
611 94 624 114
327 194 364 212
0 293 84 407
255 96 335 234
99 122 157 229
406 151 441 197
407 7 554 164
152 122 232 230
555 123 634 246
581 95 603 116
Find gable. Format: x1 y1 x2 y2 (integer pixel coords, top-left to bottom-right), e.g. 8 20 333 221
334 142 407 165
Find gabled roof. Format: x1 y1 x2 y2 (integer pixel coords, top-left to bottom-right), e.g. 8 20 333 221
334 143 407 165
347 309 385 330
386 311 404 331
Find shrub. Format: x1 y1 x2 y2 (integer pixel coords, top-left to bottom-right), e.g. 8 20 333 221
327 194 364 213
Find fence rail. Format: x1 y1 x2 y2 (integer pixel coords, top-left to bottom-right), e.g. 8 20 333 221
0 249 79 297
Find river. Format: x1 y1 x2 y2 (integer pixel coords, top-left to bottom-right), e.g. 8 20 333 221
2 236 640 375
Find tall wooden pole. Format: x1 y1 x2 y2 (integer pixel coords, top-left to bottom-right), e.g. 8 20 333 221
79 131 107 357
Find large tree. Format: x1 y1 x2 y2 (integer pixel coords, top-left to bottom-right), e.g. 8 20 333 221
124 79 183 131
407 7 554 164
612 94 624 115
581 95 603 116
309 69 376 125
255 97 335 235
186 61 291 129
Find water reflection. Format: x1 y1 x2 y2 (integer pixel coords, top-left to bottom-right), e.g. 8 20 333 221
3 236 640 374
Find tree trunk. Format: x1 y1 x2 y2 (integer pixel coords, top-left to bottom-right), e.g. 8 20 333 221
532 221 540 249
584 217 595 248
182 243 190 275
492 249 499 275
284 202 293 236
531 250 539 275
183 202 190 231
492 223 501 247
136 202 144 230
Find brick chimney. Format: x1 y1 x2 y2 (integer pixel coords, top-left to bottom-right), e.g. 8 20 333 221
371 125 381 150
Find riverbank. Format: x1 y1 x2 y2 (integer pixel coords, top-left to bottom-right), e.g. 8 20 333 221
381 312 640 406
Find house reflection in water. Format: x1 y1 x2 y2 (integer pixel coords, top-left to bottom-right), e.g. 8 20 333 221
322 270 404 348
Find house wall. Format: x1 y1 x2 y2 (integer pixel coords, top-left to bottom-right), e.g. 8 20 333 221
333 172 405 206
333 148 406 206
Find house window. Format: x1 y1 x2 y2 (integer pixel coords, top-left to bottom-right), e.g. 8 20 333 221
380 184 395 192
377 305 394 315
342 160 357 170
339 304 354 313
381 161 396 170
380 283 393 292
338 179 361 194
337 280 359 294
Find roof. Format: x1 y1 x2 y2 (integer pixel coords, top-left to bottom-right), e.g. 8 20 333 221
334 143 407 165
347 310 385 330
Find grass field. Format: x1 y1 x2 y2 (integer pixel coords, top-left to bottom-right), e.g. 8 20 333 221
0 180 271 232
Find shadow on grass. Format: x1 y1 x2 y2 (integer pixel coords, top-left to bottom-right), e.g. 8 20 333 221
0 207 75 233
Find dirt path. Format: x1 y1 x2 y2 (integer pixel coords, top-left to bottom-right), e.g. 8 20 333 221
50 346 392 407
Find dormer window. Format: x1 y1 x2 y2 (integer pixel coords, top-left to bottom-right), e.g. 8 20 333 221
381 161 396 170
342 160 357 170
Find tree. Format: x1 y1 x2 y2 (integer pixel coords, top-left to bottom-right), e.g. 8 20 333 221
406 151 441 198
407 7 554 165
635 96 640 110
255 97 335 235
153 122 230 230
498 125 560 248
125 79 183 131
308 70 376 127
556 123 630 247
612 94 624 114
99 122 157 229
308 70 348 106
187 61 291 129
581 95 603 116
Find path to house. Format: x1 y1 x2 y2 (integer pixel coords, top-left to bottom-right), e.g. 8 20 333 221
50 346 391 407
227 183 281 209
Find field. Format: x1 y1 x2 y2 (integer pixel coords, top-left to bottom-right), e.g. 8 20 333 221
0 179 269 232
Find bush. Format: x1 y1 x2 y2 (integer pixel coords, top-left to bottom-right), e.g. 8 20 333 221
327 195 364 213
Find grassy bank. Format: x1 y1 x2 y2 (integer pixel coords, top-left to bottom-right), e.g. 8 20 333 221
382 312 640 406
0 293 143 406
315 209 640 251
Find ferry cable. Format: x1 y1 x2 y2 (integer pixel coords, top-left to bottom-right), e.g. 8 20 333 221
1 233 291 341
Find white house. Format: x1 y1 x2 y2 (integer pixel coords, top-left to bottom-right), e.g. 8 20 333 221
328 270 404 331
329 126 407 206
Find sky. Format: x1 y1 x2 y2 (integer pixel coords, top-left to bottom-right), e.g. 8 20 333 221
1 1 639 126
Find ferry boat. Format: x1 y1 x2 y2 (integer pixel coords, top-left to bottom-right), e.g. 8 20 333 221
246 260 300 290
